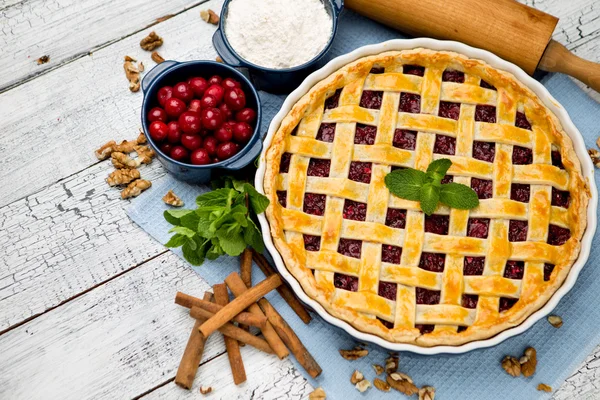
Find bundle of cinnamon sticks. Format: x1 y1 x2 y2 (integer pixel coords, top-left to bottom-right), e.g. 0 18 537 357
174 249 319 390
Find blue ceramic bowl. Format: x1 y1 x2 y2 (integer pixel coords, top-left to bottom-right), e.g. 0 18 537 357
213 0 343 93
141 60 262 183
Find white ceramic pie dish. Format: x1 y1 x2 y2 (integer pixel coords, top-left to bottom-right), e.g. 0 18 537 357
255 38 598 354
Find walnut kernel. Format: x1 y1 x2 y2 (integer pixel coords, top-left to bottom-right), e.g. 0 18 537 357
163 190 184 207
350 370 363 385
339 347 368 360
140 31 163 51
121 179 151 199
95 140 117 160
588 149 600 168
501 355 521 377
308 387 326 399
547 315 563 328
537 383 552 392
419 386 436 400
123 57 141 92
355 379 371 393
134 145 155 164
387 372 418 396
199 385 212 395
520 347 537 377
37 55 50 65
373 378 390 392
151 51 165 64
107 168 140 186
111 152 139 169
372 364 384 375
385 354 399 373
200 9 219 25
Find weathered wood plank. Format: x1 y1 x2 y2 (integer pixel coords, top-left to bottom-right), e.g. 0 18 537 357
0 0 209 92
0 251 232 400
0 0 224 208
554 345 600 400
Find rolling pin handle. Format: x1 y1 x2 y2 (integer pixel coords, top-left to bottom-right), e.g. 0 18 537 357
539 40 600 93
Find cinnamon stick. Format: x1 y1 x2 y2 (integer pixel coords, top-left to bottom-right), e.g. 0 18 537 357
227 273 322 378
240 248 253 288
199 274 283 338
190 307 274 354
224 273 289 359
213 284 246 385
252 250 312 324
176 292 266 328
175 292 212 389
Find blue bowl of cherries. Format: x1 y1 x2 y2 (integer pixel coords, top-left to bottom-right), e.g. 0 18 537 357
140 60 262 183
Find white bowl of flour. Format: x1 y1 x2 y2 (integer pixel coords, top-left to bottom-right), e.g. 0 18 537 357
213 0 344 92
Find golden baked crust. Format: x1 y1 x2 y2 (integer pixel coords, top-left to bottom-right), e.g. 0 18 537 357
263 49 590 346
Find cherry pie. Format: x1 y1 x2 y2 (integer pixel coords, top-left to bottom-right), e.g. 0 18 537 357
263 49 590 346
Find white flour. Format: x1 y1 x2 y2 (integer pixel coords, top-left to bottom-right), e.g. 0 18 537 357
224 0 333 69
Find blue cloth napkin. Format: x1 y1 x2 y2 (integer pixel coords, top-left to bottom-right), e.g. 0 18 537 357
127 10 600 399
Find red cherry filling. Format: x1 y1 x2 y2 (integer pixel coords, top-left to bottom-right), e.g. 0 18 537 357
438 101 461 120
354 124 377 144
480 80 496 90
544 263 555 281
324 88 342 110
403 65 425 76
512 146 533 165
316 123 336 142
303 193 326 216
441 175 453 184
416 324 435 334
382 245 402 264
433 135 456 155
416 288 441 305
303 235 321 251
463 256 485 275
442 70 465 83
475 105 497 123
337 238 362 259
370 66 385 74
276 191 287 207
280 152 291 173
508 220 528 242
472 141 495 162
393 129 417 150
462 294 479 309
348 161 372 183
418 253 446 272
548 224 571 246
424 214 449 235
399 93 421 113
307 158 331 177
385 208 407 229
503 260 524 279
471 178 493 199
510 183 530 203
343 200 367 221
551 150 564 169
360 90 383 109
333 273 358 291
467 218 490 238
378 281 397 300
378 318 394 329
499 298 517 312
515 112 532 130
551 188 570 208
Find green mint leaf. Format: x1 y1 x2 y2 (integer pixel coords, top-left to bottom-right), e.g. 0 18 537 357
185 236 197 250
164 234 186 248
207 239 224 260
426 159 452 183
196 210 215 238
164 209 192 226
244 218 264 253
419 183 440 215
439 183 480 210
182 239 202 265
385 168 427 201
169 226 196 238
196 188 234 208
232 212 249 227
180 211 200 231
216 223 246 256
243 183 270 214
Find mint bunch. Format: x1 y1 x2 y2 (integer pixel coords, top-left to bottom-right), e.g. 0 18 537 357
163 177 269 266
384 159 479 215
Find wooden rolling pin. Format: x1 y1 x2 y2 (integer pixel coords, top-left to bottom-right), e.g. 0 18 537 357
346 0 600 92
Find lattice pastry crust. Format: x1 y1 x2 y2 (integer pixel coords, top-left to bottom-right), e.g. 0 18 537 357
263 49 590 346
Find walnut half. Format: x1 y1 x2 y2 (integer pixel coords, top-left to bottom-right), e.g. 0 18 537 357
501 355 521 377
308 387 326 400
339 347 368 360
419 385 436 400
107 168 140 186
163 190 184 207
121 179 151 199
387 372 418 396
140 31 163 51
520 347 537 377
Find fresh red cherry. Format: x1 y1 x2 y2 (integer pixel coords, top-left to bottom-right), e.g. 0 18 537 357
224 87 246 110
233 122 253 143
147 107 167 122
205 85 225 104
208 75 222 85
160 143 174 154
148 121 168 142
157 86 173 107
167 121 182 144
201 95 218 109
164 97 187 119
203 136 218 156
170 145 189 162
235 108 256 123
201 108 224 130
222 77 240 90
219 103 233 120
181 133 203 151
173 82 194 103
215 125 233 142
190 148 211 165
189 99 202 113
188 77 209 97
223 120 237 129
216 141 239 160
178 111 202 135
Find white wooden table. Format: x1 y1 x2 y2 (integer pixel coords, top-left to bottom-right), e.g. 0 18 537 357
0 0 598 398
